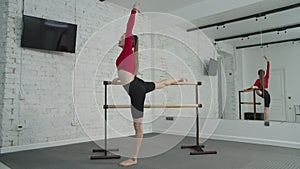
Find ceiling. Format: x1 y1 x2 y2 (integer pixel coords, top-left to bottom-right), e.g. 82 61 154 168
107 0 300 49
107 0 205 13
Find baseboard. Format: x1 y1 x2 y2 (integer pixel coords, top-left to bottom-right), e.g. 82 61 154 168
0 162 11 169
0 137 92 154
153 128 300 149
209 134 300 149
0 130 152 154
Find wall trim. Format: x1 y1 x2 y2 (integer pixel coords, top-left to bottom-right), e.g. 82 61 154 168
209 134 300 149
0 162 10 169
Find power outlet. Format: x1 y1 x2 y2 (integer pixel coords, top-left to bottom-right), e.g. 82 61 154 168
17 125 24 131
19 90 25 100
166 116 174 121
71 120 79 126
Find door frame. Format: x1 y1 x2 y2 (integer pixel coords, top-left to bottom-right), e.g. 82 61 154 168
270 68 287 121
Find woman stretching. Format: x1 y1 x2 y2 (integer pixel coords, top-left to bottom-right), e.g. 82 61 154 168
112 3 187 166
244 55 271 126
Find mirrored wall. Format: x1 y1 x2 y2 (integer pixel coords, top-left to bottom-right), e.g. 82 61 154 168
189 0 300 123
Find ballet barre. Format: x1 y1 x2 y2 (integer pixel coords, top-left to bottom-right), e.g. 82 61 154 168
90 80 216 160
104 81 202 86
238 89 261 120
104 104 202 109
240 102 261 105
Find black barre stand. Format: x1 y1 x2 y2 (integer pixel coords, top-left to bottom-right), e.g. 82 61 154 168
181 83 217 155
90 81 121 160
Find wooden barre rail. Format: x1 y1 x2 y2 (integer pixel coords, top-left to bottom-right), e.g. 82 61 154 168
239 89 260 93
104 104 202 109
240 102 261 105
103 81 201 86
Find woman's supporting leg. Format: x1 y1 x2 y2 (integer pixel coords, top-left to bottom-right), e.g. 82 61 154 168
256 90 270 126
264 107 269 126
263 90 270 126
154 78 188 89
133 119 143 159
119 118 143 167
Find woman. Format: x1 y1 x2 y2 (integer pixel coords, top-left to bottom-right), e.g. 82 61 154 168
112 3 187 166
244 55 271 126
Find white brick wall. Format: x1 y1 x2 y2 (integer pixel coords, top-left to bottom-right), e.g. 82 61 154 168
139 15 218 141
222 56 238 119
0 0 153 149
150 26 218 119
0 0 9 148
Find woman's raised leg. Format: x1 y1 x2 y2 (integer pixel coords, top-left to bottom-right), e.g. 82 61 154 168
154 78 188 89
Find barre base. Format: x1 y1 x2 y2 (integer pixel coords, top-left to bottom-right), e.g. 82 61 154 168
181 145 217 155
90 149 121 160
90 155 121 160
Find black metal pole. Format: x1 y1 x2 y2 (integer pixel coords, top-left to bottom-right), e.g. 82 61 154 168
236 37 300 49
195 85 199 146
90 81 121 160
239 91 242 120
253 90 257 120
104 83 107 156
180 82 217 155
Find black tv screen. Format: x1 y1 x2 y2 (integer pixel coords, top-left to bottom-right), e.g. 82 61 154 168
21 15 77 53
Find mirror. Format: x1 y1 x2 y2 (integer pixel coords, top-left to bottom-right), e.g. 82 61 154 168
200 1 300 123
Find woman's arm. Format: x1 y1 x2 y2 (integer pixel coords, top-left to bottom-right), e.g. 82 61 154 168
243 86 259 92
264 55 270 79
243 88 252 92
124 3 140 49
243 86 253 92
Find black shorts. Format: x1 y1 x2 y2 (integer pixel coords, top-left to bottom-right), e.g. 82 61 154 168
123 76 155 119
257 90 271 108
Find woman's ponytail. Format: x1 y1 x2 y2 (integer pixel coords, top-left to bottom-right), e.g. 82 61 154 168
133 35 139 75
133 35 138 52
258 69 265 89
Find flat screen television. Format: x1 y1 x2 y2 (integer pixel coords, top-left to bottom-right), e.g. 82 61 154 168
21 15 77 53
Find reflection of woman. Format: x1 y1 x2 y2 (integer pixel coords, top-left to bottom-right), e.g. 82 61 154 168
112 3 187 166
244 56 271 126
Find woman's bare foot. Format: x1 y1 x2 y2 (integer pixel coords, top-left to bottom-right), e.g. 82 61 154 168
178 78 188 82
119 158 138 167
